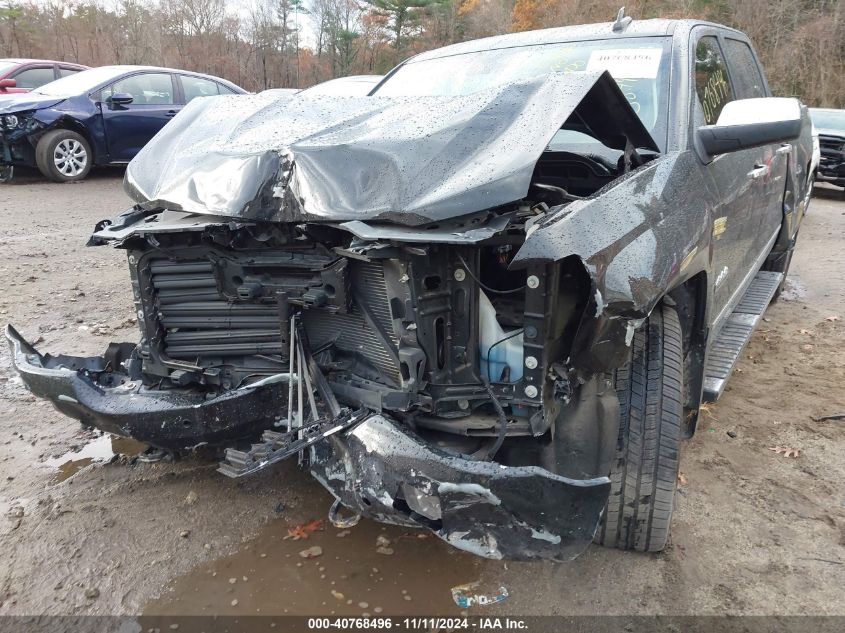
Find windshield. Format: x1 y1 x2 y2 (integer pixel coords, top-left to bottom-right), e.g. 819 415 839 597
810 109 845 132
0 61 20 75
374 37 672 150
34 66 126 96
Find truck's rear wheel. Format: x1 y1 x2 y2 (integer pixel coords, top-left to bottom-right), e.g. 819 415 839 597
596 302 683 552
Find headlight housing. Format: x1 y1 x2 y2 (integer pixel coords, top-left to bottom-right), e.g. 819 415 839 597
2 114 19 129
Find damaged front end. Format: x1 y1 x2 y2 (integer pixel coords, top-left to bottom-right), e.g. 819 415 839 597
7 72 672 561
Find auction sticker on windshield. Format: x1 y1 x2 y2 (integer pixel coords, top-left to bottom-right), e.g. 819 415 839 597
586 48 662 78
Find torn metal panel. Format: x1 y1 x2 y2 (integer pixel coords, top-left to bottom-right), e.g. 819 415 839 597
5 325 288 450
124 71 657 225
340 212 514 244
513 152 714 363
310 414 610 561
89 208 250 245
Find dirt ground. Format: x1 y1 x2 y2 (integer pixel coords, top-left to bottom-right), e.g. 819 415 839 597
0 169 843 618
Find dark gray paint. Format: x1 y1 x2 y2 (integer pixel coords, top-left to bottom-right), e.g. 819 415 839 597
3 18 817 563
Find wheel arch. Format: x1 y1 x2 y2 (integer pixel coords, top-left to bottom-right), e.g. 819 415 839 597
46 117 100 163
667 270 708 438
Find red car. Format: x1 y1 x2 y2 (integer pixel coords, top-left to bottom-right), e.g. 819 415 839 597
0 58 89 93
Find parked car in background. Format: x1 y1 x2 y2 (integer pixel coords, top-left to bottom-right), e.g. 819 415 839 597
809 108 845 190
301 75 383 96
0 58 88 94
260 76 384 99
0 65 246 182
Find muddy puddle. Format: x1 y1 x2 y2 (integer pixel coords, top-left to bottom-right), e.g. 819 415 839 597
43 433 147 482
145 513 494 616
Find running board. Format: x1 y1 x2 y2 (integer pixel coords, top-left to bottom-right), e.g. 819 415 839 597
703 270 783 401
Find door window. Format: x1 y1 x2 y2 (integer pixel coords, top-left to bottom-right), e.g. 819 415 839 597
723 39 767 99
181 75 219 103
102 73 174 105
12 67 55 89
694 36 734 125
58 66 81 78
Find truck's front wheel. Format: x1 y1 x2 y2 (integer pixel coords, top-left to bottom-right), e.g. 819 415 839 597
596 302 683 552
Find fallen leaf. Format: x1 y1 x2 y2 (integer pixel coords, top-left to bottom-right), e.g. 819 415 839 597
824 315 839 322
768 446 801 458
677 472 688 486
285 518 323 540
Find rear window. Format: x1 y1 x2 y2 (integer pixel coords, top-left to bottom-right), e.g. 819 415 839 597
58 66 82 78
723 38 766 99
181 75 220 102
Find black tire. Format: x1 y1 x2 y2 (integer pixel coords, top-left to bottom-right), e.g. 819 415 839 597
35 129 92 183
596 302 683 552
764 231 798 302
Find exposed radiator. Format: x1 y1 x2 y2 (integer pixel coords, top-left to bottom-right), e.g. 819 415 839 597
148 258 400 383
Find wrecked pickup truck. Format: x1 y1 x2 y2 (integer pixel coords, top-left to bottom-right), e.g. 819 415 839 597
6 17 813 561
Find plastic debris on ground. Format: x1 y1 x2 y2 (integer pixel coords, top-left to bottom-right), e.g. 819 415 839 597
451 581 509 608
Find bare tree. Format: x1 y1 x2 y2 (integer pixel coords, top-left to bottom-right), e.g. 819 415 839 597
0 0 839 104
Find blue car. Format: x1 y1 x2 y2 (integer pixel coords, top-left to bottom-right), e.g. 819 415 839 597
0 65 246 182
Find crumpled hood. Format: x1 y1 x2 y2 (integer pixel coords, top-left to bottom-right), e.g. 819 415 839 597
125 71 657 225
0 93 65 114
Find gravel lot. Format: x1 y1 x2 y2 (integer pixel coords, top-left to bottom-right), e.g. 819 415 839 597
0 169 843 617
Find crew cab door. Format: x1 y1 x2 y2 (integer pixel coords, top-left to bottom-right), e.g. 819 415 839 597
692 33 756 319
98 72 181 163
720 36 789 258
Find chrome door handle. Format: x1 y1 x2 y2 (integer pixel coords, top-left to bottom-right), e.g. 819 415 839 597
747 164 770 179
776 143 792 155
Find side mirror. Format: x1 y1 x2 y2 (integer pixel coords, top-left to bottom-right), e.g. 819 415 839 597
697 97 802 157
0 78 16 89
106 92 134 106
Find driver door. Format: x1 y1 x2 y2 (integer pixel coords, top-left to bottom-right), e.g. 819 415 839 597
693 33 763 326
99 72 180 162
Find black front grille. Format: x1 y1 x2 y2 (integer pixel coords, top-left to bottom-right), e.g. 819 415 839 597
819 136 845 153
148 257 400 383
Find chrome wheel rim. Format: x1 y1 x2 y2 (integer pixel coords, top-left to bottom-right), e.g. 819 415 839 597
53 138 87 177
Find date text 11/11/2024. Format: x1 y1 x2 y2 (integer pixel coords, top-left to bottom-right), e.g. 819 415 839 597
306 617 529 630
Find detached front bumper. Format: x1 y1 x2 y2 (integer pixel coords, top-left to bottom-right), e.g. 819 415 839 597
5 325 286 450
311 414 611 561
9 323 611 560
